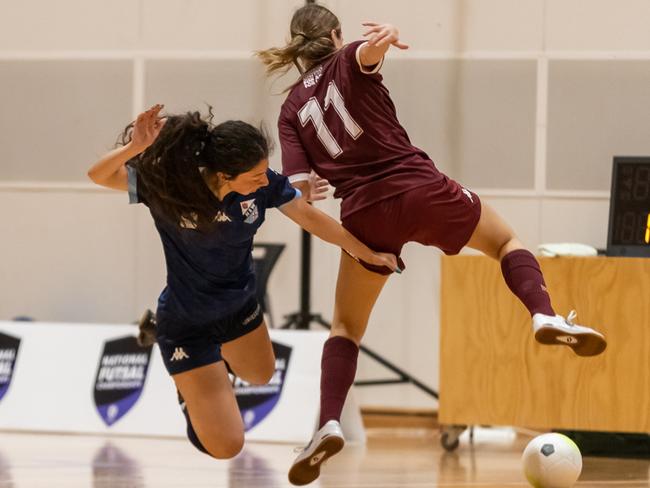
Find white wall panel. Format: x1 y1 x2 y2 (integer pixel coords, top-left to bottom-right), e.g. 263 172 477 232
547 61 650 191
142 0 302 51
541 198 610 250
332 0 460 52
458 0 544 52
546 0 650 51
0 61 132 182
0 191 136 323
0 0 138 51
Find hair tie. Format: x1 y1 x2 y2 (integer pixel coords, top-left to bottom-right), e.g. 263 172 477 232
294 32 312 42
193 127 211 160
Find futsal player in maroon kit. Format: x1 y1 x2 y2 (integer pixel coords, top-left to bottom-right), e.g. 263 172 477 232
258 4 607 485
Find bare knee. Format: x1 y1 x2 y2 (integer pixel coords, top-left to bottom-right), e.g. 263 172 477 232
240 360 275 385
204 433 244 459
497 237 525 260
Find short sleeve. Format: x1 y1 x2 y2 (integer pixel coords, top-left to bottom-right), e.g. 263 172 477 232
278 109 312 184
264 169 299 208
342 40 384 76
126 164 147 205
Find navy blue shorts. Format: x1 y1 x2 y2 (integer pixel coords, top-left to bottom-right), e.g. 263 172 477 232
156 297 264 376
342 175 481 275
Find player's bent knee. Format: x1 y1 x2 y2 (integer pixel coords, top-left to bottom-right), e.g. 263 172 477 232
241 360 275 385
204 433 245 459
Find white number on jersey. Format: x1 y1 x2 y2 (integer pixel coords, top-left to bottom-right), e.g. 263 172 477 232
298 81 363 158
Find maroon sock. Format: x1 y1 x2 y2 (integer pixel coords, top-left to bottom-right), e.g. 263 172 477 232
500 249 555 317
318 336 359 429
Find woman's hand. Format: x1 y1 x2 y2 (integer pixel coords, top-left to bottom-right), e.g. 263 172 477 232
130 104 166 151
307 171 330 202
362 22 409 50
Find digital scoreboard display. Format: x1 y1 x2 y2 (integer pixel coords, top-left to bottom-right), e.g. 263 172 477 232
607 157 650 257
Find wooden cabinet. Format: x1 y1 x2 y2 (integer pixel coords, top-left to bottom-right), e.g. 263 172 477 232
440 256 650 432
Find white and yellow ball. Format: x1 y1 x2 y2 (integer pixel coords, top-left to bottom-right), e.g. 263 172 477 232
522 433 582 488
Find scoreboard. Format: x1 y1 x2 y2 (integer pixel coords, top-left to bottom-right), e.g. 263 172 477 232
607 157 650 257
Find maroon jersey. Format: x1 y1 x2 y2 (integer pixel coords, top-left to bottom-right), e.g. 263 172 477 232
279 40 443 218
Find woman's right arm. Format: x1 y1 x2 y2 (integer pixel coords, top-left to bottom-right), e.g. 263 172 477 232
87 104 164 190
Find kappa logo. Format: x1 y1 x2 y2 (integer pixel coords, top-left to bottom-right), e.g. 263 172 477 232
461 188 474 203
214 211 232 223
170 347 189 362
240 199 259 224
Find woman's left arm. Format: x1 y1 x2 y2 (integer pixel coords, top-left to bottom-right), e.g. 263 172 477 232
279 197 399 272
358 22 409 68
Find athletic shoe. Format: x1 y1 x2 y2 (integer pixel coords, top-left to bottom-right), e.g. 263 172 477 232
288 420 344 486
533 310 607 356
136 309 156 347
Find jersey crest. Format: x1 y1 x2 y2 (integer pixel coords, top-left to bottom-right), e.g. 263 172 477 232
240 199 259 224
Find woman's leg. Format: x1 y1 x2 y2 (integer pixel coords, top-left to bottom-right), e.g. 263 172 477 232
464 202 606 356
221 320 275 386
465 202 555 317
174 321 274 459
289 251 390 486
318 251 390 428
173 362 244 459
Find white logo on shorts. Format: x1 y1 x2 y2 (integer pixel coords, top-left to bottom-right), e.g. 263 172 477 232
170 347 189 361
242 304 261 326
461 188 474 203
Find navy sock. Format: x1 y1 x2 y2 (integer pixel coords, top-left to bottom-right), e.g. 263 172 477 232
177 390 208 454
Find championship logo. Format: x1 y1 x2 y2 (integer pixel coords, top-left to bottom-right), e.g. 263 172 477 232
0 332 21 403
93 336 153 426
234 341 292 431
240 198 259 224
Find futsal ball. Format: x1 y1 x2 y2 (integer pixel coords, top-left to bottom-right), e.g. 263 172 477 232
522 433 582 488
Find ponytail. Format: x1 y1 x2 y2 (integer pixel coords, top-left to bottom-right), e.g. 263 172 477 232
256 3 340 78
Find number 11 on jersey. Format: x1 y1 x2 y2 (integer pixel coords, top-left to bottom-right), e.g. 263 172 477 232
298 81 363 159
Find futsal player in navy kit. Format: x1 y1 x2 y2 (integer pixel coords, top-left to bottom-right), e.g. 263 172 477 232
258 4 608 485
87 105 398 460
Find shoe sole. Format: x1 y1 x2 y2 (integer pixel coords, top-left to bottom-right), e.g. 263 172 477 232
288 435 345 486
535 327 607 357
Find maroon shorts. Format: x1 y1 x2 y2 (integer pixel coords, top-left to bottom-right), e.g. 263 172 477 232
341 175 482 275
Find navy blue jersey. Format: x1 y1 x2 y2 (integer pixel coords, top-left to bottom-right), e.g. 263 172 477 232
127 166 298 327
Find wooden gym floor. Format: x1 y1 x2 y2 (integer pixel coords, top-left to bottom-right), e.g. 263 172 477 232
0 427 647 487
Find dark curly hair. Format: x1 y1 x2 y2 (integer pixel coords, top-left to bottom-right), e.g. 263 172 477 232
119 108 271 230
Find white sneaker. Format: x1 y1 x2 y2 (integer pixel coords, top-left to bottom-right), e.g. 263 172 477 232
288 420 344 486
533 310 607 357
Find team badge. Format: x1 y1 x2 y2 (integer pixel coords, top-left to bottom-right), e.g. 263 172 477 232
240 199 259 224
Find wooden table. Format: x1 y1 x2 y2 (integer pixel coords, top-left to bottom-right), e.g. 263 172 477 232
439 256 650 433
